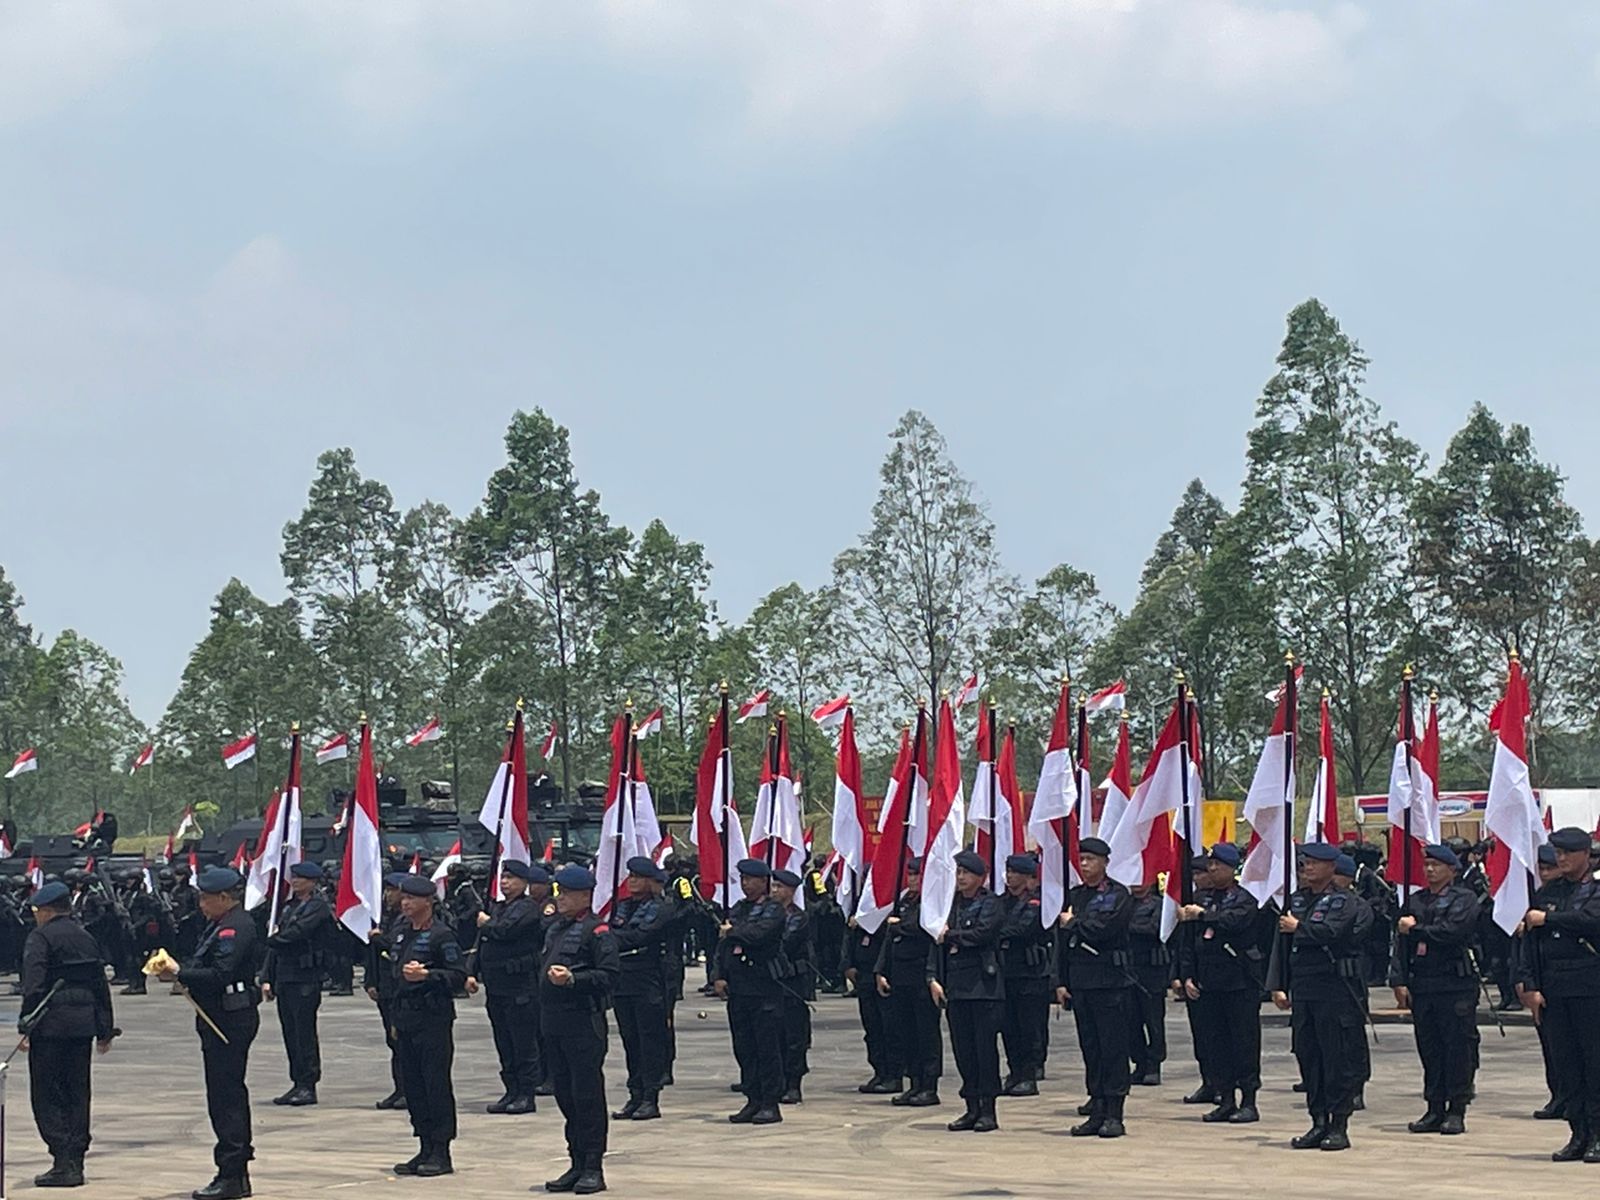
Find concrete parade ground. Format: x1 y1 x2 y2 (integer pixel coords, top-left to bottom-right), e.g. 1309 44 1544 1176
0 986 1577 1199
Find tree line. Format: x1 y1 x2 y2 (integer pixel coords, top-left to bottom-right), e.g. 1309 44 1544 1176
2 298 1596 840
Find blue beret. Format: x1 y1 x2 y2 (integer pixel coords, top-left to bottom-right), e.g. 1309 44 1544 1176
399 875 435 898
289 861 322 880
196 867 243 893
1299 842 1340 863
736 858 771 879
383 872 411 889
555 865 597 891
1538 844 1558 867
954 849 987 876
906 856 924 872
501 860 535 882
1005 853 1039 876
1206 843 1241 869
29 881 70 908
1550 827 1592 853
771 869 802 888
626 856 666 883
1079 837 1111 859
1334 853 1356 878
526 863 551 885
1423 843 1460 869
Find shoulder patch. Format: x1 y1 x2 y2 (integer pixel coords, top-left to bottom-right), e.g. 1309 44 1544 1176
594 923 609 934
443 942 462 963
1028 898 1040 907
219 928 236 938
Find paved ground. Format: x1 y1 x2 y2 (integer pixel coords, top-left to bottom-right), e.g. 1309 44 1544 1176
0 982 1576 1198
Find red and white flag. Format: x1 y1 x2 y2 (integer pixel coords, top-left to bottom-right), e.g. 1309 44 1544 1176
1240 681 1298 907
174 806 201 844
220 733 256 770
315 732 350 764
335 722 385 942
1026 683 1080 925
652 833 674 868
919 697 967 939
630 737 664 872
1097 717 1135 845
594 713 641 918
476 709 532 900
970 702 1023 883
952 674 979 713
405 717 443 748
736 689 770 724
129 744 155 774
5 748 38 779
187 849 200 887
539 719 559 760
749 719 808 903
1304 692 1340 843
1085 680 1127 713
229 842 249 873
854 716 923 934
811 693 851 731
1384 685 1436 899
161 831 175 864
1264 664 1305 702
1485 656 1545 934
1107 697 1199 940
409 851 422 874
635 707 664 740
247 732 305 932
689 701 749 908
431 839 462 898
0 829 11 859
26 856 43 892
829 705 869 911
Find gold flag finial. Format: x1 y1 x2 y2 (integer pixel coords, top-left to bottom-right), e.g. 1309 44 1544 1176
719 679 729 694
515 697 525 712
1429 687 1439 702
1174 669 1186 686
1285 648 1296 666
358 711 367 725
1403 663 1415 681
290 720 300 734
1509 645 1521 662
1320 687 1330 700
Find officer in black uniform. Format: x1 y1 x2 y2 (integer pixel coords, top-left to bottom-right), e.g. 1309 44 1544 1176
809 869 845 991
715 858 790 1124
930 850 1005 1132
154 866 260 1200
1176 842 1266 1124
539 866 619 1196
389 874 466 1177
845 911 900 1094
1521 844 1564 1121
772 867 813 1104
364 872 410 1110
996 852 1049 1096
261 860 331 1107
1389 842 1480 1135
659 870 690 1088
1127 880 1170 1086
1332 852 1374 1111
470 859 548 1115
611 857 672 1120
873 857 942 1107
121 869 174 996
19 881 117 1188
1523 825 1600 1162
1269 840 1371 1152
1056 836 1134 1138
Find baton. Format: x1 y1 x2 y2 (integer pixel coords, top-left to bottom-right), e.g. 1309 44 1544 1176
1466 947 1508 1038
176 984 231 1045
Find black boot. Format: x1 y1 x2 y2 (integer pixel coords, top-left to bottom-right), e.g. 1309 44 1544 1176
904 1086 941 1107
1291 1115 1329 1149
1440 1100 1466 1136
545 1154 584 1192
1229 1090 1260 1124
1203 1090 1237 1123
34 1154 84 1188
1319 1112 1351 1152
1134 1067 1162 1086
631 1093 661 1120
780 1084 803 1105
286 1085 317 1106
1408 1104 1445 1134
1076 1100 1094 1116
489 1088 516 1114
1070 1098 1105 1137
394 1142 430 1176
947 1100 979 1132
271 1086 298 1106
1534 1098 1566 1120
750 1104 783 1125
974 1097 999 1133
728 1100 760 1124
574 1153 607 1195
863 1075 901 1094
1553 1126 1590 1162
506 1093 537 1115
1583 1137 1600 1164
191 1172 251 1200
1004 1076 1038 1097
417 1143 454 1177
611 1094 641 1120
1183 1084 1219 1105
1099 1094 1126 1138
890 1080 919 1106
375 1089 405 1110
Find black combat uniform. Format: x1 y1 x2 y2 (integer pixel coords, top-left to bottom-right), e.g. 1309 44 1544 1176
1059 875 1134 1136
874 892 942 1104
390 908 466 1174
1127 887 1171 1085
611 888 673 1117
122 876 175 995
477 884 547 1113
1390 872 1480 1132
261 884 332 1103
845 922 901 1091
363 892 407 1108
778 892 814 1103
1179 873 1266 1121
997 887 1050 1094
808 877 845 990
659 880 689 1087
716 881 790 1120
930 885 1005 1130
1526 847 1600 1161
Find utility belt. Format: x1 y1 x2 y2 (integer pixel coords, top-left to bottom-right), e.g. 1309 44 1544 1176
483 952 538 975
395 987 448 1015
221 980 258 1012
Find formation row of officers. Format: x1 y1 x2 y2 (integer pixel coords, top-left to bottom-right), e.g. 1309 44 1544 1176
13 824 1600 1196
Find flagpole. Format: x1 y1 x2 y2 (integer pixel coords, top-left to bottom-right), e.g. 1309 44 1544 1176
891 703 928 922
718 684 732 918
763 719 782 869
1075 691 1089 846
1401 666 1416 900
485 705 521 896
1282 652 1297 916
267 726 301 937
1176 673 1194 909
608 702 634 915
1060 673 1074 909
986 703 999 894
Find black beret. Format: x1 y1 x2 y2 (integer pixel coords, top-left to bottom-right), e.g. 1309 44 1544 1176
526 863 552 885
1423 843 1460 869
502 860 535 882
554 865 597 891
1551 827 1591 853
771 869 802 888
626 856 666 884
1538 844 1558 867
29 881 70 908
954 850 987 876
399 876 435 898
289 861 322 880
906 856 924 873
1206 843 1241 869
1300 842 1340 863
1005 853 1039 876
196 867 243 893
1078 837 1111 859
383 872 411 889
1334 853 1356 878
736 858 771 879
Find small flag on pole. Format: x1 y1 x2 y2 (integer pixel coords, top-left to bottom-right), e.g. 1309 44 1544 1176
220 733 257 770
635 707 664 739
952 674 979 712
405 717 443 748
5 748 38 779
1084 680 1127 713
810 694 850 730
315 732 350 764
736 690 771 724
539 720 559 760
130 744 155 774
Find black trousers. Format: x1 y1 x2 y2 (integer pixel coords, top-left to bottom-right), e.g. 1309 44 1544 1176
782 997 812 1089
201 1009 258 1175
1072 987 1131 1099
1127 980 1167 1074
1000 977 1049 1081
947 999 1003 1102
1543 992 1600 1136
613 991 668 1099
664 996 678 1084
396 1022 456 1146
29 1037 92 1159
275 982 321 1086
546 1013 609 1162
1193 986 1260 1094
1184 995 1211 1085
1410 989 1478 1106
728 994 786 1105
485 990 541 1096
376 997 404 1095
885 978 943 1087
1290 995 1364 1117
856 986 900 1079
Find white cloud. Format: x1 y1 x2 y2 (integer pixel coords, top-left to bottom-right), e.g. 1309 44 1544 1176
0 1 154 126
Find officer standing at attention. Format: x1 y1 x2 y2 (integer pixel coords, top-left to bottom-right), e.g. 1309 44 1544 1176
1176 842 1265 1124
1522 825 1600 1163
996 853 1049 1097
364 873 410 1111
1056 836 1134 1139
261 860 331 1107
845 912 900 1094
389 874 466 1178
771 867 813 1105
539 866 619 1196
714 858 789 1125
1520 844 1564 1122
874 857 942 1107
154 867 260 1200
19 880 117 1188
1126 880 1171 1086
1390 842 1480 1135
469 859 548 1115
930 850 1005 1132
1269 840 1371 1152
611 857 673 1121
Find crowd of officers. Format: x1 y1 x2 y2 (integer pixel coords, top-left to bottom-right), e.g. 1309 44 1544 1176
11 822 1600 1195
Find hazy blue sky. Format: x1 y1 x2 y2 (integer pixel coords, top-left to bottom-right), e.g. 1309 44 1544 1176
2 2 1597 723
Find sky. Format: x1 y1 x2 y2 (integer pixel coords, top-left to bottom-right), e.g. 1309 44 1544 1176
2 1 1598 725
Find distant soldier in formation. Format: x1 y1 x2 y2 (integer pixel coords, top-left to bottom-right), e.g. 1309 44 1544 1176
996 853 1049 1097
470 860 549 1116
771 867 813 1105
931 850 1005 1133
807 868 845 992
611 857 673 1121
1332 852 1373 1110
1520 844 1563 1121
1056 836 1133 1139
875 857 942 1108
364 872 410 1111
715 858 789 1125
261 860 332 1107
389 874 466 1178
1126 880 1170 1086
844 903 899 1094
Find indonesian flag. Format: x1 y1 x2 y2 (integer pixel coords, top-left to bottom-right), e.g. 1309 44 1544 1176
1264 663 1305 702
188 849 201 887
829 706 869 911
1107 698 1199 941
6 748 38 779
73 809 105 839
431 839 462 898
161 831 174 864
750 718 808 902
653 833 674 868
0 829 11 859
315 732 350 764
1085 680 1127 713
736 689 771 724
803 825 814 855
26 856 43 892
541 835 555 862
539 719 559 760
141 858 156 894
635 707 664 740
1303 692 1339 843
1097 718 1135 844
1485 656 1545 934
854 717 922 934
130 744 154 774
335 722 385 941
476 709 532 900
919 697 966 939
1026 683 1079 925
689 702 749 908
1076 699 1095 839
594 713 640 918
952 674 979 713
247 731 304 932
630 737 665 869
1240 683 1298 908
174 806 201 843
811 693 851 731
1384 687 1435 898
409 852 422 874
969 702 999 873
405 717 443 747
229 842 248 873
220 732 256 770
970 704 1022 883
